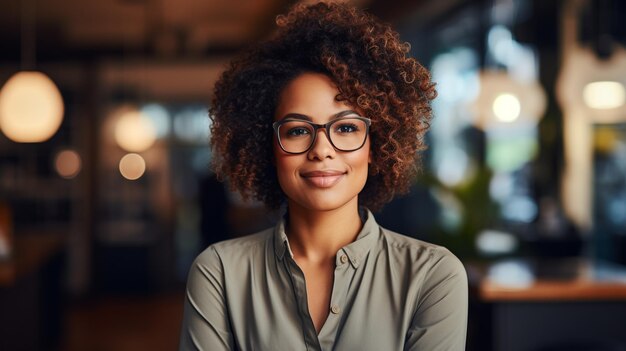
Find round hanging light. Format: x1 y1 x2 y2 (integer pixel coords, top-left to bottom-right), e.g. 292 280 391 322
470 71 546 131
114 108 157 152
557 47 626 123
492 93 522 123
0 71 64 143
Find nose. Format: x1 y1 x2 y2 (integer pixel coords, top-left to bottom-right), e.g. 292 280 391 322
307 127 336 160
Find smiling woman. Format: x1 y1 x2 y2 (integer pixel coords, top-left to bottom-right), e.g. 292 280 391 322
179 2 468 351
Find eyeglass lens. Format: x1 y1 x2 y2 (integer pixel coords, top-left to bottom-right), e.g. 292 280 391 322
277 118 368 153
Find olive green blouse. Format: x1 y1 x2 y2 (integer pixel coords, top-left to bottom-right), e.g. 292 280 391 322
179 209 468 351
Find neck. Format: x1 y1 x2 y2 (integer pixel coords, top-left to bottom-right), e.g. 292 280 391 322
285 198 363 265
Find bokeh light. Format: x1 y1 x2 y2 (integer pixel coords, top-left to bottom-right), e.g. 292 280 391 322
141 103 171 138
173 107 211 143
476 229 518 256
487 260 534 288
55 149 82 179
119 153 146 180
492 93 521 122
114 109 157 152
0 71 64 143
583 81 626 110
471 71 546 130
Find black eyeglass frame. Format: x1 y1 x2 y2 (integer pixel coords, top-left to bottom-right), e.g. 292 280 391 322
272 116 372 154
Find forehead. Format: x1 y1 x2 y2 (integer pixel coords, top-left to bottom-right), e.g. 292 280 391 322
274 72 354 122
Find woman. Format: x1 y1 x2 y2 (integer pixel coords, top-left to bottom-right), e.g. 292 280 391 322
180 2 468 350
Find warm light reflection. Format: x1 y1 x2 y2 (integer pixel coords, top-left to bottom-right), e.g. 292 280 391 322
114 109 157 152
55 149 81 179
583 81 626 109
119 153 146 180
0 71 64 143
492 93 521 122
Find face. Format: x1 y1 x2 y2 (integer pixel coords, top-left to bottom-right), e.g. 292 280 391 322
273 72 371 212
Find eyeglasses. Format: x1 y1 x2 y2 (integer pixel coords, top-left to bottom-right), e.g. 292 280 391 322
273 116 371 154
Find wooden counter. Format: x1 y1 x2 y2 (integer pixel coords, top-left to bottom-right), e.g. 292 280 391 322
468 258 626 351
481 278 626 301
470 257 626 301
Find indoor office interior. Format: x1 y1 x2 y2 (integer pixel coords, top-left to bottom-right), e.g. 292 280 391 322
1 0 626 350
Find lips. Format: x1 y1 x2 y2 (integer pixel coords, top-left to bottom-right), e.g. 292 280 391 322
300 170 347 188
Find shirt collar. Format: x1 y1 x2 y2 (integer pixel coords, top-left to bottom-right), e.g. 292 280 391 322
273 207 380 268
274 217 292 260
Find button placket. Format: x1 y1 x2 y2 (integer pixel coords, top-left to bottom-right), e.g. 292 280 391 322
283 256 322 351
319 251 358 347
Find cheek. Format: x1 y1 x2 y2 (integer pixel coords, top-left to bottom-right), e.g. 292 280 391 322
345 141 371 183
273 141 298 186
355 141 371 169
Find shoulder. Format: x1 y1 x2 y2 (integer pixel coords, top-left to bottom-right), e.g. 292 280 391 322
383 231 469 349
379 227 466 281
380 227 461 263
192 227 274 269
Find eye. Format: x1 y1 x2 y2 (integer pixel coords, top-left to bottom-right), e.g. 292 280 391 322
334 122 359 133
285 126 311 137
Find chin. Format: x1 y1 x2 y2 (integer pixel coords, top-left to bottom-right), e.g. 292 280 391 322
292 193 360 212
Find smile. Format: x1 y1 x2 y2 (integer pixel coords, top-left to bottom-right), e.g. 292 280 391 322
300 170 347 188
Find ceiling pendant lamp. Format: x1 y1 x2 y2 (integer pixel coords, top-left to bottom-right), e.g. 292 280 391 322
0 71 64 142
469 21 547 132
558 46 626 123
471 70 546 131
0 0 64 143
114 107 157 153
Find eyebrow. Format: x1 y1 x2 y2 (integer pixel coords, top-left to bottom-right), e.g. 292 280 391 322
278 110 359 122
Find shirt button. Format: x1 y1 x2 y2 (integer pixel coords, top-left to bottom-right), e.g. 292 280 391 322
330 305 341 314
340 255 348 264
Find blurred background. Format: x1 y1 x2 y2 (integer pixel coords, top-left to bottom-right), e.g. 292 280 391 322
1 0 626 350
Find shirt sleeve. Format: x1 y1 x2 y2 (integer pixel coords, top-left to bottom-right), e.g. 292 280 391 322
404 249 468 351
179 246 235 351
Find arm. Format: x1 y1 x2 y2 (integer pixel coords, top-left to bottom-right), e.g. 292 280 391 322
179 246 235 351
404 250 468 351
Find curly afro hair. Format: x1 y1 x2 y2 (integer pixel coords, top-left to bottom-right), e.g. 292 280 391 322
209 1 436 211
